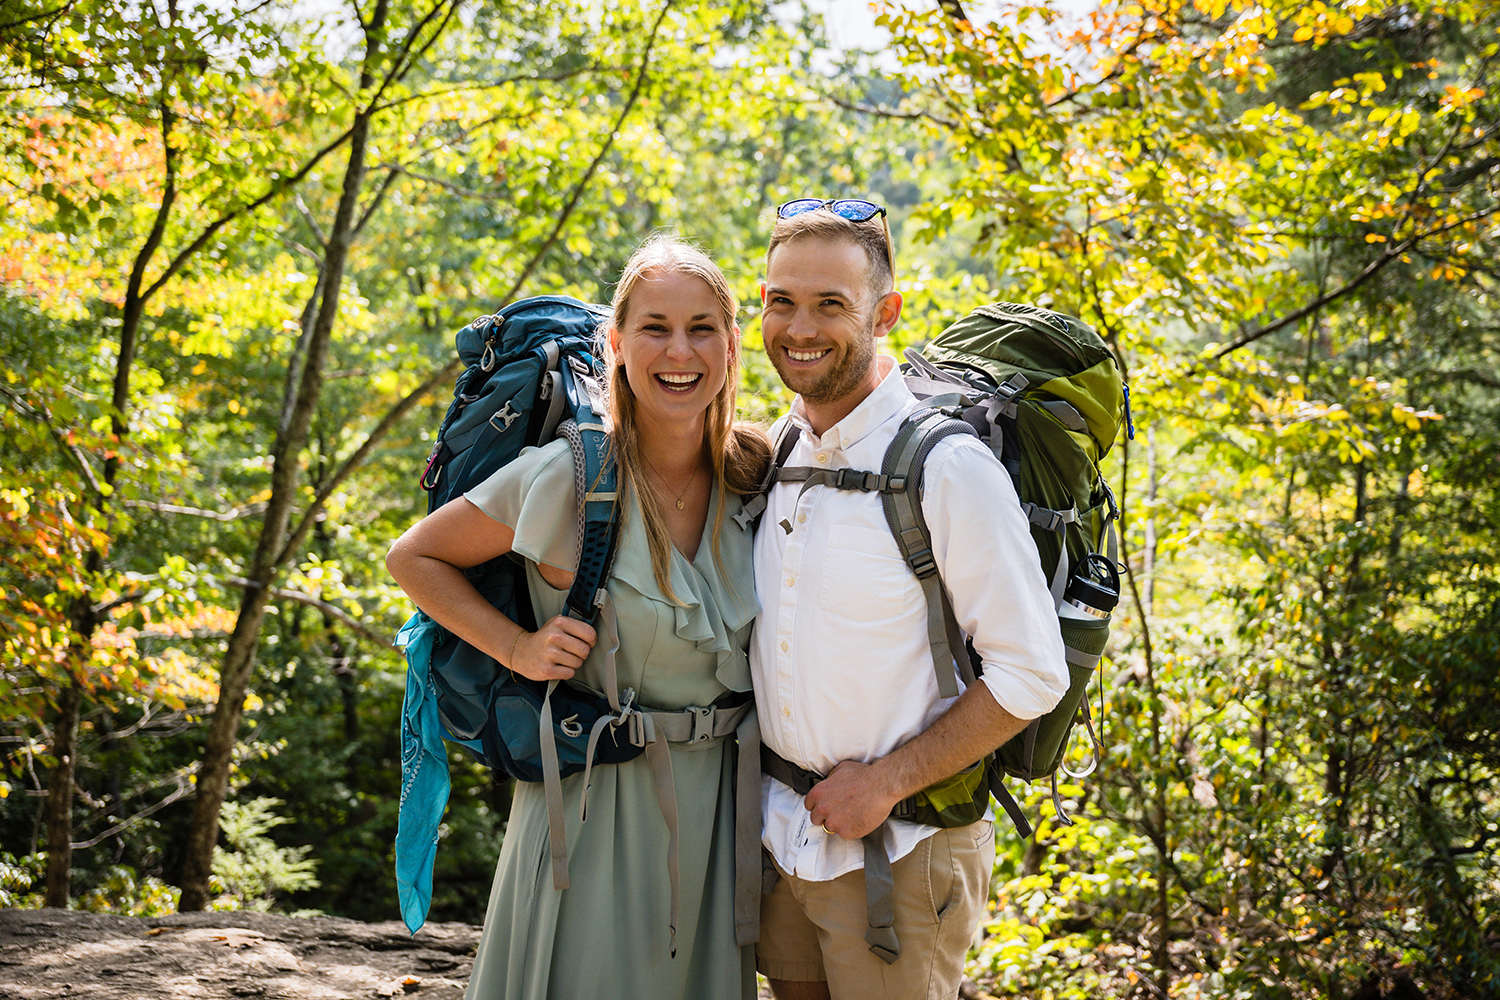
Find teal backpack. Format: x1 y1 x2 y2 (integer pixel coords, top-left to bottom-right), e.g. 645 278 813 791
395 296 631 934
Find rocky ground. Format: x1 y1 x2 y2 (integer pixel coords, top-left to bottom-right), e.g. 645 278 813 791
0 909 790 999
0 909 479 1000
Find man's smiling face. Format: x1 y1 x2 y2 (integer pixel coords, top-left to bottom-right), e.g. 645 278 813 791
760 236 883 410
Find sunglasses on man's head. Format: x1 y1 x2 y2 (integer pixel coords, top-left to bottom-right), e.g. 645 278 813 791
776 198 887 222
775 198 894 272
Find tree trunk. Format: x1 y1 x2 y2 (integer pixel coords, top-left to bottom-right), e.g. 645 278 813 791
176 1 389 911
42 679 83 907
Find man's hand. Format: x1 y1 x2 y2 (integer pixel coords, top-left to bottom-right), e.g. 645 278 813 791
802 683 1028 841
803 760 902 840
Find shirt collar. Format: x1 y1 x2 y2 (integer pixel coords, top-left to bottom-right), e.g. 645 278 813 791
787 354 912 451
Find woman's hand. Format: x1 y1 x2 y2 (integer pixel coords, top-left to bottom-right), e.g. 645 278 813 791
508 615 598 682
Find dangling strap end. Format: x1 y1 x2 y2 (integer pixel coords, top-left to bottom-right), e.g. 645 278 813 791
1051 775 1074 827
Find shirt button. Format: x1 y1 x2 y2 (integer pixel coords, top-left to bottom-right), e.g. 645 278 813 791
816 453 828 463
798 513 806 524
780 641 789 652
786 577 796 587
782 706 791 718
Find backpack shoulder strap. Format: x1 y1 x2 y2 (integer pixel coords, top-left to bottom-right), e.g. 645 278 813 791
555 356 619 623
879 409 978 700
733 419 802 530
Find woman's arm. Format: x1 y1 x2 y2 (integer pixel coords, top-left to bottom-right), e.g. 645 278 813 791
386 498 595 681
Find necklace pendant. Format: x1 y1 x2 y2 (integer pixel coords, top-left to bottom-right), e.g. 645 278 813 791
675 498 685 510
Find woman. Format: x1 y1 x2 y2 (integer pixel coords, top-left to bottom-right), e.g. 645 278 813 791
386 234 770 999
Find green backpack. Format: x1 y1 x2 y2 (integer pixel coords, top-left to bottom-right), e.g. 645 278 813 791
902 301 1129 836
768 301 1131 838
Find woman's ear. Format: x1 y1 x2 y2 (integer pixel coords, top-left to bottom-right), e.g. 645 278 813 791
607 324 622 357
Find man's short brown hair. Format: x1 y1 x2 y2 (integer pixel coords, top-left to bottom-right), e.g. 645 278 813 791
766 209 894 301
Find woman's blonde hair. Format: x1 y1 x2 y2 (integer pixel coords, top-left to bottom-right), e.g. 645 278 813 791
601 233 770 600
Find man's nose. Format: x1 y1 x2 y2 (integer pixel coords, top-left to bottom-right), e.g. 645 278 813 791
785 307 818 340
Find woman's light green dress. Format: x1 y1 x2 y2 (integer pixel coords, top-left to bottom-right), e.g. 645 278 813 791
462 439 758 1000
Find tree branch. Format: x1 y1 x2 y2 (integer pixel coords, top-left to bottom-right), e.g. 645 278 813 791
352 167 399 238
122 500 270 521
1210 206 1497 360
69 778 193 850
276 0 677 566
139 124 358 303
221 575 396 650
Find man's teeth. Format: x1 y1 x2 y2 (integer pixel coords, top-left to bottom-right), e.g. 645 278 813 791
788 348 828 362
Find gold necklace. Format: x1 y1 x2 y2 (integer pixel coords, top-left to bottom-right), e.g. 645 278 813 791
644 458 695 511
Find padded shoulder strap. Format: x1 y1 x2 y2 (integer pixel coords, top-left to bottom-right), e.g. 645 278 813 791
733 420 802 530
879 411 978 700
557 354 619 623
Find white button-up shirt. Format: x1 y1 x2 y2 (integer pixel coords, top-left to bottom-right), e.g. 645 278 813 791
751 356 1069 881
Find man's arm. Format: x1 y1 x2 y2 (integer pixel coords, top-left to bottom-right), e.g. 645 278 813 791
804 682 1023 839
807 434 1068 839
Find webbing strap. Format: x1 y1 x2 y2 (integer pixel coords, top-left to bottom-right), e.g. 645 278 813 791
988 770 1033 839
862 834 900 964
760 746 919 964
577 597 626 821
569 597 760 947
733 711 762 946
734 420 801 530
643 723 681 957
775 466 901 503
920 574 963 699
539 680 570 891
538 368 566 444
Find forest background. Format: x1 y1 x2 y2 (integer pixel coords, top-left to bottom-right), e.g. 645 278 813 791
1 0 1497 997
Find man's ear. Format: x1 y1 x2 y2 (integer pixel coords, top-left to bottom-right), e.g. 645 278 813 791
872 291 903 340
758 281 767 305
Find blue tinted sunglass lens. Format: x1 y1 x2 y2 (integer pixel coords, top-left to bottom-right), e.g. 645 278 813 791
778 199 825 218
828 200 882 221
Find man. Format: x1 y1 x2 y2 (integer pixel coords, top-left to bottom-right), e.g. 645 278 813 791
749 198 1070 1000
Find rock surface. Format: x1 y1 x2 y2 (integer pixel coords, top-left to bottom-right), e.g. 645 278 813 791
0 909 479 1000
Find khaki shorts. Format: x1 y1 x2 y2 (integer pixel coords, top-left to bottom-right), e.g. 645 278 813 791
756 821 995 999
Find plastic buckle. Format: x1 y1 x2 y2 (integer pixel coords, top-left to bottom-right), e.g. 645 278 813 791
690 705 715 743
625 710 646 748
834 469 882 491
909 548 937 578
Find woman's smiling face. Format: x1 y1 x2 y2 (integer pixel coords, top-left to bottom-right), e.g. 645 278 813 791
609 268 732 435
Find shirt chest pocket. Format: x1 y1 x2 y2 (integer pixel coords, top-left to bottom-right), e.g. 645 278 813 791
817 524 915 623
